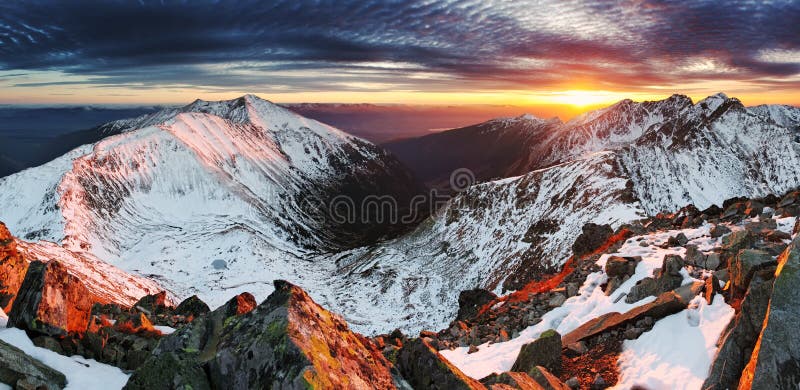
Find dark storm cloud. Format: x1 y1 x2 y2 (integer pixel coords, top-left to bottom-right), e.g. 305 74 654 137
0 0 798 91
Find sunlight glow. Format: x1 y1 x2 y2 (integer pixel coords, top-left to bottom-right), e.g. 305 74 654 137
533 90 633 107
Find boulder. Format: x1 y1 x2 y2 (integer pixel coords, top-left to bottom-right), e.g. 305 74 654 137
511 329 562 373
666 233 689 247
456 289 497 321
0 338 67 390
113 312 157 335
739 236 800 389
174 295 210 318
8 260 93 336
572 223 613 257
0 222 29 312
729 249 775 292
744 219 777 236
722 202 747 220
625 254 684 303
710 224 732 238
722 230 756 255
702 273 774 389
703 275 722 304
398 338 485 389
527 366 570 390
744 200 764 217
604 256 638 278
778 191 799 208
684 245 707 267
127 283 397 389
705 253 722 270
133 291 171 315
483 369 567 390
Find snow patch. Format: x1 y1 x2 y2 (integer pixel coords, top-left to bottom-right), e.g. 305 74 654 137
0 327 130 390
441 224 716 379
614 295 734 390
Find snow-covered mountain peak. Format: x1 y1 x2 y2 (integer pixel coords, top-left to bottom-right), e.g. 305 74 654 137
694 92 739 113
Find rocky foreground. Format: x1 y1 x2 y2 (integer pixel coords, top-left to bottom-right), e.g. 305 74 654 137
2 190 800 389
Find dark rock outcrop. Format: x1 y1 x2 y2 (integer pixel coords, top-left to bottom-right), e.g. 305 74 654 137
511 329 562 373
8 260 92 336
572 223 613 257
0 339 67 390
174 295 210 318
396 338 485 389
456 289 497 322
133 291 171 315
739 237 800 389
729 249 775 293
702 273 774 389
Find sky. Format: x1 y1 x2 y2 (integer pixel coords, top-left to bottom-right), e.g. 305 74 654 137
0 0 799 114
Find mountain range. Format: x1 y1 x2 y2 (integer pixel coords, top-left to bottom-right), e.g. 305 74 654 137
2 93 800 335
2 92 800 388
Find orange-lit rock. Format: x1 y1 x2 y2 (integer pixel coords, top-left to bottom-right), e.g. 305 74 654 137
7 260 93 336
0 222 29 312
397 338 486 389
126 281 398 389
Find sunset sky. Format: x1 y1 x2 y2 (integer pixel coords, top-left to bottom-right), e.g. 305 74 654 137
1 0 798 115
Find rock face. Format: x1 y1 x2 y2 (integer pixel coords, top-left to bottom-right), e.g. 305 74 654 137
0 339 67 390
739 237 800 389
126 281 396 390
703 273 774 389
8 260 92 336
511 329 562 373
0 222 28 312
729 249 775 292
396 338 485 390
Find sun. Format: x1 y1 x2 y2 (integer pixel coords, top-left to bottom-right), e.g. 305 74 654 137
545 90 625 107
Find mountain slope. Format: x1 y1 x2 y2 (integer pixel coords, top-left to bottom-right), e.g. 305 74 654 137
3 93 800 337
384 115 562 188
315 152 644 333
619 94 800 213
0 95 426 312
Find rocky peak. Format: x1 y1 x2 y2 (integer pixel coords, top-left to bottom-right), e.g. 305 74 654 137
126 280 398 389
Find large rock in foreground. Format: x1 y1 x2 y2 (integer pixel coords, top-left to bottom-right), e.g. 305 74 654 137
0 339 67 390
396 338 485 389
702 272 774 389
7 260 92 336
126 281 397 389
0 222 28 312
739 237 800 388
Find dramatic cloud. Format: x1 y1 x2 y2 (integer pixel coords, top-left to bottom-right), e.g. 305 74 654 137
0 0 798 95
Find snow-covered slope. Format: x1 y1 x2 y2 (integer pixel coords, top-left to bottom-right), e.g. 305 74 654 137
620 94 800 213
0 94 425 312
441 223 735 383
314 152 644 333
3 93 799 337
